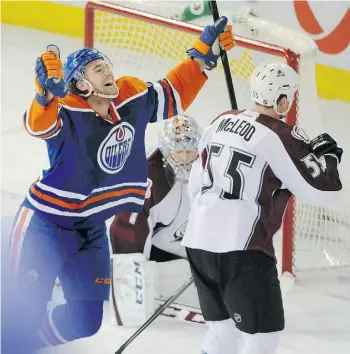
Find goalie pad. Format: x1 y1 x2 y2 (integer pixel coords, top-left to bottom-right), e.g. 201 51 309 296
110 253 158 327
156 258 199 308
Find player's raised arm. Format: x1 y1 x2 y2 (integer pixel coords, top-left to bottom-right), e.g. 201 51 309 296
263 128 342 206
148 17 235 123
23 45 68 139
251 64 343 206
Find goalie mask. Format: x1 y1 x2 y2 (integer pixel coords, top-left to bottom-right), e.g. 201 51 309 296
159 115 202 182
63 48 118 99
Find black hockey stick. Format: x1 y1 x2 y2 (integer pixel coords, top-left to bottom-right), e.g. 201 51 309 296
209 0 238 110
114 276 194 354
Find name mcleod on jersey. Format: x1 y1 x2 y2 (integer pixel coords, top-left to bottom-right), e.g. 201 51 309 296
97 122 135 174
216 115 256 142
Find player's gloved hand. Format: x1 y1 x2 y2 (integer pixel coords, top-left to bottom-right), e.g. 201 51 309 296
187 16 235 70
35 45 68 105
310 133 343 162
219 24 235 51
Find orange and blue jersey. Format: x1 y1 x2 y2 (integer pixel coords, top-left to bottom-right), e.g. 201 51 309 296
21 58 207 229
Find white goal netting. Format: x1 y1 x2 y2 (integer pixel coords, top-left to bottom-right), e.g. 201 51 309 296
85 0 350 273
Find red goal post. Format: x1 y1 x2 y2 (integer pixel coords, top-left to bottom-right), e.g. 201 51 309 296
84 1 350 275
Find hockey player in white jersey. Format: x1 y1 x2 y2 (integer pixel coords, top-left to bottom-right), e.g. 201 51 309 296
108 115 202 326
182 62 343 354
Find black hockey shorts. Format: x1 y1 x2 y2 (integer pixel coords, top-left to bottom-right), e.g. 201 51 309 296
185 248 285 334
150 245 183 262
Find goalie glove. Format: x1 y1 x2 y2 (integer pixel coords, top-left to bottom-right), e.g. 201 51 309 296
310 133 343 162
35 45 68 105
187 16 235 70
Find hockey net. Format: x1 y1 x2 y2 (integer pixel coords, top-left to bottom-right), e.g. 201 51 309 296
85 1 350 275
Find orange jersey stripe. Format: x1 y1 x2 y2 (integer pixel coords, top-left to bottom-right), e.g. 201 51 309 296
115 76 148 107
10 207 30 269
166 58 207 111
26 93 93 137
59 93 119 123
39 118 62 139
26 97 59 134
30 186 146 210
160 79 175 118
58 93 92 109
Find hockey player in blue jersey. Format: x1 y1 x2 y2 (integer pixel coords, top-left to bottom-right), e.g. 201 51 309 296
3 18 235 352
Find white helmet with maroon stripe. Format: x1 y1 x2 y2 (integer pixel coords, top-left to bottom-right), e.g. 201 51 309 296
159 115 202 182
250 62 299 116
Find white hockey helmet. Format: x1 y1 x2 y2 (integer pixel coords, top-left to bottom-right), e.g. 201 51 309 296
250 62 300 115
159 114 202 182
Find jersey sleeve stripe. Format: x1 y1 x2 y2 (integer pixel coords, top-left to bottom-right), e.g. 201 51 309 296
164 78 182 115
26 192 145 218
24 107 57 135
29 184 146 211
151 79 179 122
24 112 62 139
42 127 62 140
152 82 166 123
10 207 34 275
24 97 60 135
165 58 207 111
160 79 175 118
262 127 341 205
39 118 63 139
36 180 148 200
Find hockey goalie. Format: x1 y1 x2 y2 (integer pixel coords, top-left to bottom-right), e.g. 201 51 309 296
108 114 202 326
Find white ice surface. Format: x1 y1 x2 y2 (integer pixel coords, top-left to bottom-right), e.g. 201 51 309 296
1 25 350 354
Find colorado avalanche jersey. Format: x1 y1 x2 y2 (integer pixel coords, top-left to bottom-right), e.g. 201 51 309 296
182 109 342 259
109 149 189 259
22 59 207 229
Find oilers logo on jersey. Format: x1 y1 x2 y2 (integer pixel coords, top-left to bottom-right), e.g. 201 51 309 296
97 122 135 174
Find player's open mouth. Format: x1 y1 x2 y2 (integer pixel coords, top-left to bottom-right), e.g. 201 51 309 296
104 76 114 87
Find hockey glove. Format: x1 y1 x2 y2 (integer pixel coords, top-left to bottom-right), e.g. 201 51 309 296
187 16 235 70
310 133 343 162
35 45 68 105
219 24 235 51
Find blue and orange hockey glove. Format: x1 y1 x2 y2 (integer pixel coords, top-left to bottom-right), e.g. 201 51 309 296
219 24 235 51
187 16 235 70
35 45 68 105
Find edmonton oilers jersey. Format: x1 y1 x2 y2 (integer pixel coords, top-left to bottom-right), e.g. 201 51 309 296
22 59 207 229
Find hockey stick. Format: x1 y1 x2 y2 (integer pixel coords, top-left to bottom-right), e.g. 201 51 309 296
155 298 205 324
114 276 194 354
209 0 238 110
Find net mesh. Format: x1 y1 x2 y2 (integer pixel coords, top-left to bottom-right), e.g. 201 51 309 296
86 1 350 272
